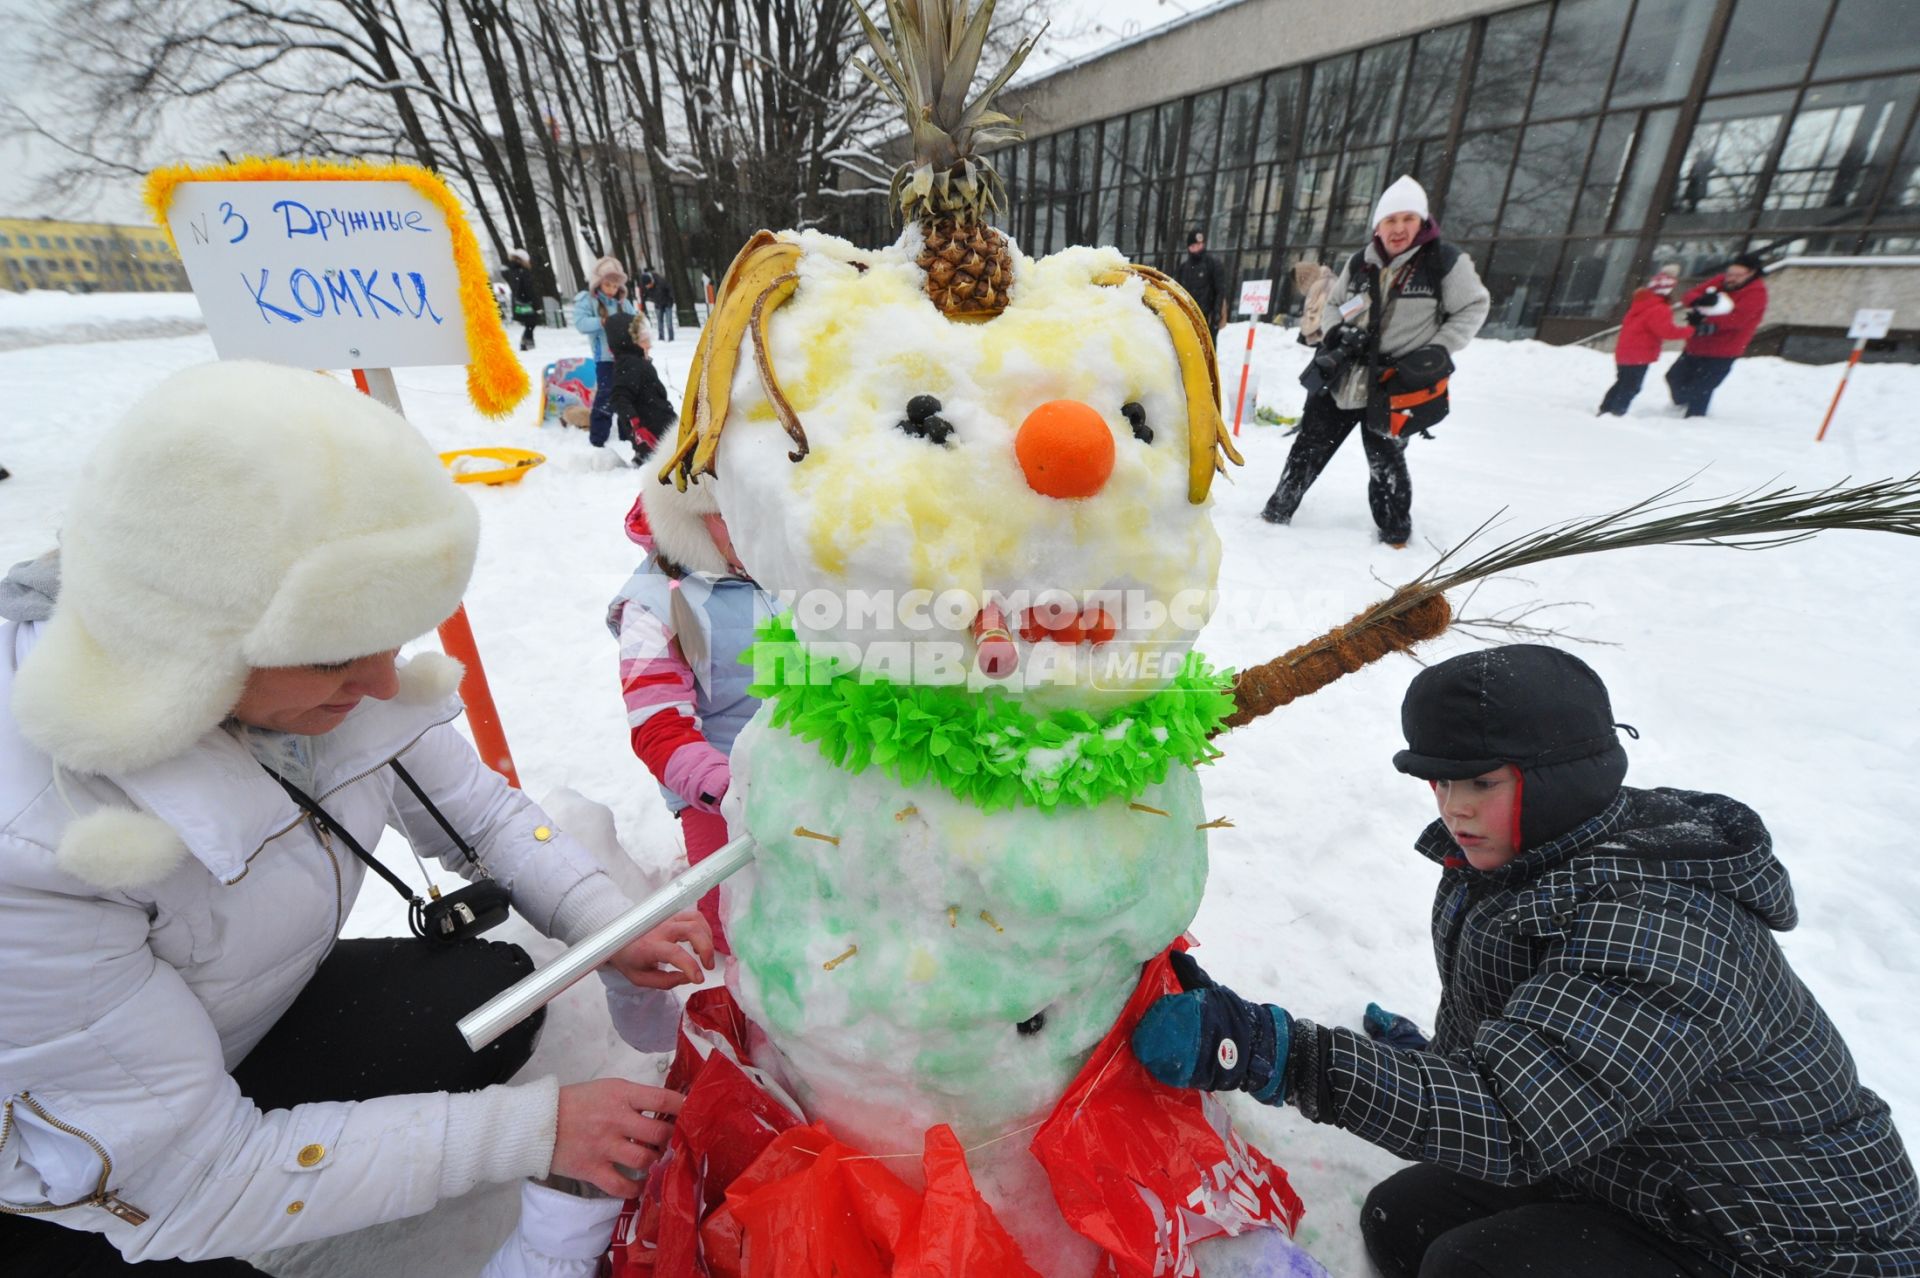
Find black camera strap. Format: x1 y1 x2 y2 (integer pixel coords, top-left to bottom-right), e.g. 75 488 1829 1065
260 760 502 942
262 765 432 936
389 760 481 869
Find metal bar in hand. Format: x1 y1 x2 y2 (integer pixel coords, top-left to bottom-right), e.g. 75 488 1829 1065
458 835 757 1051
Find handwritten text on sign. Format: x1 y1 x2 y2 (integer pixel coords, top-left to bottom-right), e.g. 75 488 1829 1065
166 180 470 369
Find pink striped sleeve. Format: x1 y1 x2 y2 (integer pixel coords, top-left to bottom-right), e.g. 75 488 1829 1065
613 597 696 727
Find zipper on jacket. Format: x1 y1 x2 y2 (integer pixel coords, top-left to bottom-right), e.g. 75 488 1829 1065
0 1092 150 1226
311 820 344 934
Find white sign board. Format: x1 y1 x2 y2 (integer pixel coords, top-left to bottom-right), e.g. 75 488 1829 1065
1237 279 1273 316
1848 307 1895 340
166 181 471 369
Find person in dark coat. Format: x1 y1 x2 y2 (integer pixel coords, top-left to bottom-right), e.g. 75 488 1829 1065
1173 229 1227 341
604 311 677 465
503 247 539 352
1131 644 1920 1278
643 264 677 344
1261 175 1490 547
1668 252 1770 418
1600 264 1695 416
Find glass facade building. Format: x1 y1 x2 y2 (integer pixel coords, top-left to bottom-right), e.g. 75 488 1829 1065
991 0 1920 340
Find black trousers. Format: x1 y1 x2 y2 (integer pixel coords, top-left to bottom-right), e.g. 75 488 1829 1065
1262 391 1412 542
1599 364 1650 415
0 938 543 1276
1666 354 1736 417
1361 1164 1724 1278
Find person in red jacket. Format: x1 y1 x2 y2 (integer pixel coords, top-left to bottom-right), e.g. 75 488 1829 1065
1666 252 1769 418
1598 265 1693 416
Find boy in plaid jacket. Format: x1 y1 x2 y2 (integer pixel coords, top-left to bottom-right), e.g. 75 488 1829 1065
1135 645 1918 1277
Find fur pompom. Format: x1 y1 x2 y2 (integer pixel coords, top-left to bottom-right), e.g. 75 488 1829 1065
396 651 466 704
55 808 190 891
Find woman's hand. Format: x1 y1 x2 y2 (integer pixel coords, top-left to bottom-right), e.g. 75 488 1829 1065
605 910 715 989
551 1079 684 1196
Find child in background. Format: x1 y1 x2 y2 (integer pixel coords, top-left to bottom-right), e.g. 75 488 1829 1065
1599 264 1694 416
607 491 772 952
603 312 677 466
1132 644 1919 1278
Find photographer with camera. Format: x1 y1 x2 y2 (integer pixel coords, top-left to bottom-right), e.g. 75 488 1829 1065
0 362 714 1274
1666 252 1768 418
1261 176 1489 547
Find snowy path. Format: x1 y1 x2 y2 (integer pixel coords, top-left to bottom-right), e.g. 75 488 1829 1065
2 300 1917 1276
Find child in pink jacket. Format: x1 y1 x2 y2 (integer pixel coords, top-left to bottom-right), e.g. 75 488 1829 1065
607 493 772 951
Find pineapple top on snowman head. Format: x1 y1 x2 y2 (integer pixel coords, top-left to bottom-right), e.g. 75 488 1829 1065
654 230 1240 712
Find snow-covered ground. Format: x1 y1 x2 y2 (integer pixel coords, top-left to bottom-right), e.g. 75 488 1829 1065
2 292 1917 1276
0 288 205 350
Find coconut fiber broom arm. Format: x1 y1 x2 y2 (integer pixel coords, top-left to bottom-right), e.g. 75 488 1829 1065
1220 471 1920 734
1221 589 1453 731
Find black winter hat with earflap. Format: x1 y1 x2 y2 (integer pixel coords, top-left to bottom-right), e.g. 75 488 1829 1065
1393 645 1630 852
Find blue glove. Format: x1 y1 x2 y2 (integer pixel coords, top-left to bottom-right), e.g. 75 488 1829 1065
1363 1002 1430 1050
1132 950 1291 1104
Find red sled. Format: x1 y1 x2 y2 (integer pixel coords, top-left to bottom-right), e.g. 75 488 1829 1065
607 944 1313 1277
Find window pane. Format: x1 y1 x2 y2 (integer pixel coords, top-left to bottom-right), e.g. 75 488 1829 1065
1158 102 1186 175
1102 117 1127 185
1350 41 1411 146
1480 238 1562 337
1877 96 1920 220
1289 155 1337 247
1189 91 1224 173
1503 117 1596 235
1098 181 1121 245
1465 4 1549 131
1402 25 1470 140
1614 106 1681 229
1550 236 1645 320
1815 0 1920 80
1058 129 1082 192
1667 90 1794 231
1445 128 1520 239
1334 146 1393 242
1710 0 1825 93
1030 138 1053 190
1574 112 1638 231
1214 168 1250 248
1125 108 1155 180
1251 164 1289 251
1305 53 1356 154
1611 0 1717 108
1222 80 1262 170
1180 174 1215 245
1533 0 1630 120
1761 76 1918 227
1257 69 1301 163
1075 125 1099 188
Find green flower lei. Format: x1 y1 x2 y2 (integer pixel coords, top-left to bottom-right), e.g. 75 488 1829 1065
742 616 1235 812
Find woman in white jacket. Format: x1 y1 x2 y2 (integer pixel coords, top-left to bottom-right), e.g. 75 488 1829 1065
0 362 711 1274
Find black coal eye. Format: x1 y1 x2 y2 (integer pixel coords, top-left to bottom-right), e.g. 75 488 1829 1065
896 393 954 446
1017 1010 1046 1035
1121 401 1152 444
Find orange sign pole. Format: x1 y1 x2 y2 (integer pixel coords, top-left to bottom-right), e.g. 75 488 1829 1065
1815 338 1866 443
352 367 523 787
1230 322 1258 437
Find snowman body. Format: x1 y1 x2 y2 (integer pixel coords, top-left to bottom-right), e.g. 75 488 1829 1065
673 229 1237 1267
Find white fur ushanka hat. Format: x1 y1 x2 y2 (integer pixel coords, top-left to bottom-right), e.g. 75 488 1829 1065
12 360 479 781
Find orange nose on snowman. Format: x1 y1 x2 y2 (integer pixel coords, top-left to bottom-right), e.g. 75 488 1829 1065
1016 400 1114 499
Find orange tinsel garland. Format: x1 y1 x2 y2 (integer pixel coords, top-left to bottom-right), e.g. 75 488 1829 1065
142 157 529 418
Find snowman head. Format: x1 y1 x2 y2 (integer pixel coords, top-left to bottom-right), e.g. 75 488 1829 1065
657 229 1240 708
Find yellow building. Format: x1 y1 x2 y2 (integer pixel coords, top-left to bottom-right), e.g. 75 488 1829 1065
0 216 189 293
